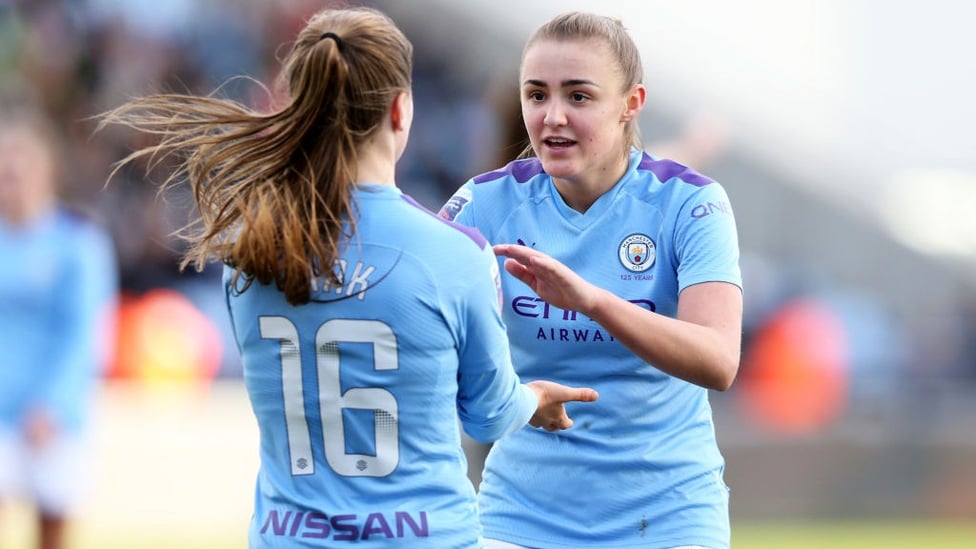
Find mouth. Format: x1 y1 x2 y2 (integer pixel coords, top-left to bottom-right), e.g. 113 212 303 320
543 137 576 149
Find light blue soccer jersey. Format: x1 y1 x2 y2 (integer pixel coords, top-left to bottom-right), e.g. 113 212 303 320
439 149 741 549
0 208 116 434
225 184 537 548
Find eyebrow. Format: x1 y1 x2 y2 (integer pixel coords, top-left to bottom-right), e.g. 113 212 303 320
522 78 600 88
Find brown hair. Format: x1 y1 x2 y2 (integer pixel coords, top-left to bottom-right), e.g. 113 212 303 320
96 7 413 305
520 11 644 156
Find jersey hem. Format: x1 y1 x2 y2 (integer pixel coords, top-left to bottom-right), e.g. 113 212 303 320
482 529 728 549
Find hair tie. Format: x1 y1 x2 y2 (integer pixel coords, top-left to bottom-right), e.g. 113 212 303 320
319 32 344 52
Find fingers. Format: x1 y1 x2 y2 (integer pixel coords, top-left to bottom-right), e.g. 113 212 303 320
528 406 573 431
492 243 523 258
502 258 531 280
557 386 599 404
533 413 573 432
496 245 564 288
543 417 572 432
572 388 600 403
526 381 599 433
494 243 541 266
534 381 599 406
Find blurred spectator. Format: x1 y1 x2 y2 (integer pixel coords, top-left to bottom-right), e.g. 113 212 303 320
0 93 117 549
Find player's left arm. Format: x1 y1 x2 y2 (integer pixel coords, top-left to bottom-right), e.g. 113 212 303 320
494 183 743 391
592 182 743 390
591 280 742 391
495 244 742 391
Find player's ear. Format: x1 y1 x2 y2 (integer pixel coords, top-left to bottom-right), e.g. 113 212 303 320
390 91 411 132
621 84 646 123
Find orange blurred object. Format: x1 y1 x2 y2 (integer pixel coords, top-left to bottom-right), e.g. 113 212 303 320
737 297 850 434
109 288 222 383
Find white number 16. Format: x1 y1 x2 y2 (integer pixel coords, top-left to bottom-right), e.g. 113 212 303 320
259 317 400 477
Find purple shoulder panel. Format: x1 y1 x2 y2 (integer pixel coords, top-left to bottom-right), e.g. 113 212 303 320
472 157 544 184
638 151 714 187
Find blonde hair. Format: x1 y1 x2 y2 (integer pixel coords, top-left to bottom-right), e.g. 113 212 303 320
520 11 644 156
97 7 413 305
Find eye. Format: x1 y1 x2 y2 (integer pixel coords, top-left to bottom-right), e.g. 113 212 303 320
570 92 589 103
526 90 546 102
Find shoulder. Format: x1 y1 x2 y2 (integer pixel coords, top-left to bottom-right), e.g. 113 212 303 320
399 192 489 251
439 158 548 223
471 157 546 185
636 151 717 189
395 192 498 291
628 151 732 212
54 205 112 242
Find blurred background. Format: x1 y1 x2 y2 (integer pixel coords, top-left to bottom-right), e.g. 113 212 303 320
1 0 974 547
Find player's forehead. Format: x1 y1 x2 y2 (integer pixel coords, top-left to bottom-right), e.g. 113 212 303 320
520 38 618 86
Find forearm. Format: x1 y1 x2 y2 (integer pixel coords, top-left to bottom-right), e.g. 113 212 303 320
585 287 740 391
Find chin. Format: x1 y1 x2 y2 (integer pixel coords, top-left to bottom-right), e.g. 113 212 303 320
538 156 580 180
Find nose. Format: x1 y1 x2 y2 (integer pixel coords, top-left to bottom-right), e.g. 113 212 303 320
543 100 567 127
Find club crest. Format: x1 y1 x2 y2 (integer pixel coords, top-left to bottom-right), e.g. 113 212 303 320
618 233 656 272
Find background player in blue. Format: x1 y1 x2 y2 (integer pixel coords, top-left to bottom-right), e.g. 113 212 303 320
98 6 598 548
0 98 118 549
439 11 743 549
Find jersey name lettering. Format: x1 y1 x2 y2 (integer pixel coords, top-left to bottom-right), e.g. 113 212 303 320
311 260 376 300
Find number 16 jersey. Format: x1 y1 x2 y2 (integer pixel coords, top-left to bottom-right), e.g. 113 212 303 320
225 184 536 548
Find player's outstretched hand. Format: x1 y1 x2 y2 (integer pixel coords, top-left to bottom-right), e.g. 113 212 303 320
526 380 599 432
493 243 601 316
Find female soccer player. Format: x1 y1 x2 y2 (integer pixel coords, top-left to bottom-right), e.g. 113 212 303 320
98 7 597 548
0 100 117 549
439 11 743 549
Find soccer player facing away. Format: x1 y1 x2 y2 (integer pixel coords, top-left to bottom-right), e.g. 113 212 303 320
440 12 743 549
0 101 118 549
98 7 597 548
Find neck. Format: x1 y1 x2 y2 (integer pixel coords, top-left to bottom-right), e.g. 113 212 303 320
553 149 631 213
0 200 51 227
355 134 397 187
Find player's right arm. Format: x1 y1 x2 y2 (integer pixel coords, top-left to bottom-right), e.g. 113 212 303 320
451 240 596 442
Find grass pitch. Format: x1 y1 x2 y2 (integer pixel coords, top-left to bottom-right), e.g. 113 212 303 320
732 520 976 548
